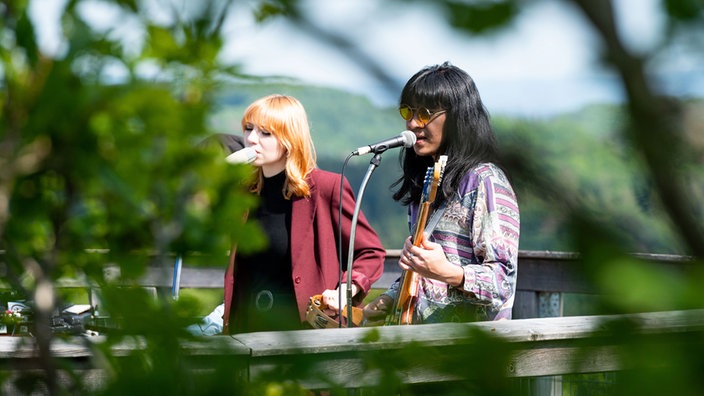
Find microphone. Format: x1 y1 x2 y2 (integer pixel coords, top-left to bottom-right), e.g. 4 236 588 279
225 147 256 164
352 131 416 156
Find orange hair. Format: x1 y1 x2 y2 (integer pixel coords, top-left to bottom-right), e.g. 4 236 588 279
241 94 317 198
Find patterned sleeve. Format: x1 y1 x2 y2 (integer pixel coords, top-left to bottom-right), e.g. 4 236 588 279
452 164 520 320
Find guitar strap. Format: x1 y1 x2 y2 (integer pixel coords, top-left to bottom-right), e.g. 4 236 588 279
420 201 446 238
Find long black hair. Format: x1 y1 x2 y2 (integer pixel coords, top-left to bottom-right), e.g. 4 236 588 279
392 62 499 207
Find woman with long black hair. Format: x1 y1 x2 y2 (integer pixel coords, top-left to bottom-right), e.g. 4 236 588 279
364 62 520 324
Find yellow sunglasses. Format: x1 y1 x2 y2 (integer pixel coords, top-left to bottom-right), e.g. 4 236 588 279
399 105 446 126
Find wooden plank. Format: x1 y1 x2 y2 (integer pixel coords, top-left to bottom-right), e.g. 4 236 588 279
508 345 621 377
515 256 590 294
238 309 704 353
513 290 538 319
139 266 224 288
237 310 704 384
1 310 703 387
48 250 694 293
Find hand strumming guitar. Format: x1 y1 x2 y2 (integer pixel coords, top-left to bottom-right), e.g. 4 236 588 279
399 232 464 287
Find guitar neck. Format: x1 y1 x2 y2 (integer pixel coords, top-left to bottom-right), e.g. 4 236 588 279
386 201 431 326
412 202 431 246
387 155 447 326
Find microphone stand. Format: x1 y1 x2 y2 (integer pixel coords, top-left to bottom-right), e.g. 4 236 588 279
346 152 383 326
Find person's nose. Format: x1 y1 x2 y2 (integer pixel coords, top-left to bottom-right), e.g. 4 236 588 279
245 131 258 145
406 117 425 130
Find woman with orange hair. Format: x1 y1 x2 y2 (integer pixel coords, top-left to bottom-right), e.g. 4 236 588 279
222 94 385 334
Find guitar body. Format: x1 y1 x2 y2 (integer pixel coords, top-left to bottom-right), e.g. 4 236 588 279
394 270 419 324
387 156 447 326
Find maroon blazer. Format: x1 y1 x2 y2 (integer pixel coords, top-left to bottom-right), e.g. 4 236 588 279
222 168 385 333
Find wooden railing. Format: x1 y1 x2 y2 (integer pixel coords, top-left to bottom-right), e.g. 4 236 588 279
1 309 703 392
1 250 700 394
60 249 695 319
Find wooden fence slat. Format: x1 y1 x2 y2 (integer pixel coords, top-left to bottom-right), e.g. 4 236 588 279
2 309 704 388
47 249 696 320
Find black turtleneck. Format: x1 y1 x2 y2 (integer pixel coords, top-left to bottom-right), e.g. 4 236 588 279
230 171 301 333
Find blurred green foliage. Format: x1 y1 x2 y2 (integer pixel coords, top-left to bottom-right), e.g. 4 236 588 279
1 0 704 395
1 0 267 394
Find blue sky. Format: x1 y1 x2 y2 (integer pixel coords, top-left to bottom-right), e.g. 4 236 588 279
223 0 610 115
32 0 702 117
221 0 683 116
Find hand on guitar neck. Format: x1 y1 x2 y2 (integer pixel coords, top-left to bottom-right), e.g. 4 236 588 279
386 156 448 325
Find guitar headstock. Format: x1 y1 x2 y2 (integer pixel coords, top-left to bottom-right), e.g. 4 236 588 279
421 155 448 205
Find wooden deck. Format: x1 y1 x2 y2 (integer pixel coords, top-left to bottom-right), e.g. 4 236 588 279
1 250 700 393
1 309 703 390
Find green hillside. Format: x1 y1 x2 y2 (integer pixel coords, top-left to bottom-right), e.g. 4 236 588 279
211 82 703 254
210 81 401 157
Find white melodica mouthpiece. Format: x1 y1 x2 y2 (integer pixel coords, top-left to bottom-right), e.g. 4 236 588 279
225 147 256 164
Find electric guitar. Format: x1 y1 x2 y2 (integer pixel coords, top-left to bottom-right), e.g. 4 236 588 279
387 155 447 325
